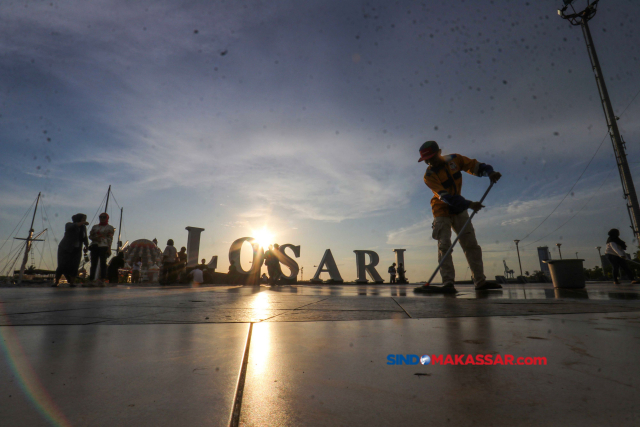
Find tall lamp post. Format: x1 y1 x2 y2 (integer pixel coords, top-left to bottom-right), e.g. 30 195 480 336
559 0 640 243
596 246 603 268
575 252 579 259
514 239 523 277
556 243 563 259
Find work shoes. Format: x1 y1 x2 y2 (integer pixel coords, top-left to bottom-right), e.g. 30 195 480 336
475 281 502 291
414 283 457 294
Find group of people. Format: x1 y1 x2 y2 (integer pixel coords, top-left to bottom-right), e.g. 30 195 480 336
51 140 640 289
159 239 188 284
387 263 407 284
53 219 194 286
53 212 115 287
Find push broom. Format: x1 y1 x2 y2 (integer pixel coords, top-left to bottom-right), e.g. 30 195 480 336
415 182 494 293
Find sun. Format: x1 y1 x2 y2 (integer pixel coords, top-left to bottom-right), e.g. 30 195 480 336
252 227 274 249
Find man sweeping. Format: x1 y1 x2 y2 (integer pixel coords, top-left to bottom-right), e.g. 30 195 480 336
414 140 502 293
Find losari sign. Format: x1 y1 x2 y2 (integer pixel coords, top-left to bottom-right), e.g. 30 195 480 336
185 226 405 283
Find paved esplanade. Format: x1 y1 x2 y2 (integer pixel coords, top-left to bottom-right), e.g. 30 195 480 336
1 283 639 426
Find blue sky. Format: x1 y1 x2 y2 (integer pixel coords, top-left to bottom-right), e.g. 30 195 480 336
1 0 640 281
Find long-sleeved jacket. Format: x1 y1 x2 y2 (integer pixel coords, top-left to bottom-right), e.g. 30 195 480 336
605 241 626 258
58 222 89 253
423 154 494 217
89 224 115 248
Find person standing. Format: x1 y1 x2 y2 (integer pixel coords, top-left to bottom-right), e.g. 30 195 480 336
132 256 142 283
53 213 89 287
605 229 640 285
388 263 397 284
107 251 125 284
397 263 407 284
178 247 187 267
89 213 115 283
264 244 283 285
177 246 188 282
414 140 502 293
162 239 178 284
228 260 240 284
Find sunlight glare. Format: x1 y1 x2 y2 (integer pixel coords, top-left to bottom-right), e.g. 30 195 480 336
252 227 274 249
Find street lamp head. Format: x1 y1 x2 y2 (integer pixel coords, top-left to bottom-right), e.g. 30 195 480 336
556 243 562 247
558 0 599 25
514 239 520 244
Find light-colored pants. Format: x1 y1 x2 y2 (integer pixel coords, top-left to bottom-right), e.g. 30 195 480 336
432 211 486 286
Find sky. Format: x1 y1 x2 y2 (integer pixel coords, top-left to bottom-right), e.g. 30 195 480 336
1 0 640 282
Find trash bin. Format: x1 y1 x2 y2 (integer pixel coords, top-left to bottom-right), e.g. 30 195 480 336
543 259 585 289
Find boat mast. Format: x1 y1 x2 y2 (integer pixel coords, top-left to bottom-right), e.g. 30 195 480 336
117 207 123 253
17 192 44 284
104 185 111 213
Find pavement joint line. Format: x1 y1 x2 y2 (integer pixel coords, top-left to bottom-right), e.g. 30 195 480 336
291 297 333 310
293 308 404 312
228 322 253 427
0 307 114 316
0 307 185 326
390 297 412 318
257 297 333 322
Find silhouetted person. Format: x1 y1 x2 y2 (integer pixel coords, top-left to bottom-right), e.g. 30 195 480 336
197 258 213 284
228 260 240 284
414 140 502 293
107 251 125 284
264 244 283 285
388 263 397 284
89 213 115 282
397 263 407 284
605 228 640 285
176 246 188 282
132 256 142 283
162 239 178 284
53 213 89 287
178 246 187 267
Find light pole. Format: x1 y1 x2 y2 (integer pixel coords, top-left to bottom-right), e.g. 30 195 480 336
596 246 603 269
559 1 640 243
575 252 579 259
514 239 523 277
556 243 563 259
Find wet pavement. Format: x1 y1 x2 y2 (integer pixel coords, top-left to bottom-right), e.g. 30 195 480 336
1 282 639 426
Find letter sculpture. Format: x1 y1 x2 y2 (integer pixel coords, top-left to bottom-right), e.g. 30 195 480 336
311 249 343 283
229 237 264 285
185 226 205 268
277 244 301 282
353 250 384 283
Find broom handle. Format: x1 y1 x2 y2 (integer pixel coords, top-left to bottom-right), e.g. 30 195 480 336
426 182 494 285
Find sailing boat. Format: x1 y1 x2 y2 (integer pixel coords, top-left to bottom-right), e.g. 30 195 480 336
0 192 51 284
15 193 46 284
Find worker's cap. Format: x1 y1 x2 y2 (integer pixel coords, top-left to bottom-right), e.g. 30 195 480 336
418 140 439 162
